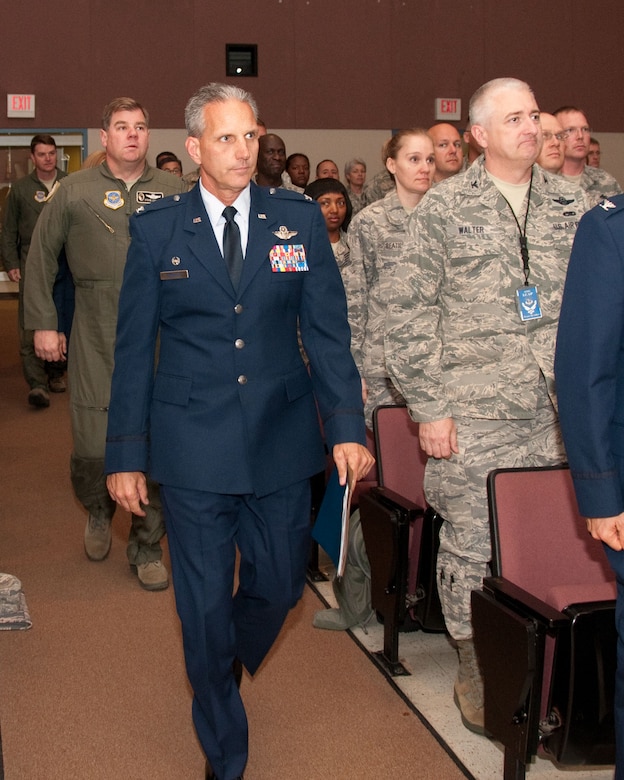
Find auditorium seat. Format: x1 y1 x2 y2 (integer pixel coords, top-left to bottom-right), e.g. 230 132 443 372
471 465 617 779
359 404 446 676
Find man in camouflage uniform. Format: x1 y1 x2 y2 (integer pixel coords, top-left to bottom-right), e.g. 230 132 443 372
428 123 464 184
554 105 622 206
24 98 185 591
536 112 566 174
385 78 587 734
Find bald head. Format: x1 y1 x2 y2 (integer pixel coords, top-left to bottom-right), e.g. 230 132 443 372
428 123 463 181
257 133 286 186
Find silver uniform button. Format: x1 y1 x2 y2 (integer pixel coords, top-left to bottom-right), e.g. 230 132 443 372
234 304 243 314
235 339 245 349
237 375 248 385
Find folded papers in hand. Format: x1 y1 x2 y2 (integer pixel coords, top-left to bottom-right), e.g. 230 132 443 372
312 466 353 578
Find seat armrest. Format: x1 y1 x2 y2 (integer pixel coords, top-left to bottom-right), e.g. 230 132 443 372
370 486 424 518
483 577 568 629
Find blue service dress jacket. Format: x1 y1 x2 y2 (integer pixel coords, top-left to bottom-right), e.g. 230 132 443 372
555 193 624 516
104 182 366 494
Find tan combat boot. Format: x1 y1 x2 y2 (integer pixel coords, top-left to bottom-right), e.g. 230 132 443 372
84 513 112 561
453 638 485 735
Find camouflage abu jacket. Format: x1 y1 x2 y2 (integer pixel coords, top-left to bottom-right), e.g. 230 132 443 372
345 189 412 378
385 157 588 422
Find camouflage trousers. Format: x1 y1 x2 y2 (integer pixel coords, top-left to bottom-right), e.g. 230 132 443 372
363 376 405 429
424 382 565 640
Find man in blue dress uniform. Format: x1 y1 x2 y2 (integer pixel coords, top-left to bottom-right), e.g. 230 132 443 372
104 83 374 780
555 194 624 780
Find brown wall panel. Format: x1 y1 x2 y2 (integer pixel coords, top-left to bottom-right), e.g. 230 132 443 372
391 0 486 128
86 0 198 127
0 0 93 127
482 2 574 113
191 0 298 127
292 0 393 129
0 0 623 131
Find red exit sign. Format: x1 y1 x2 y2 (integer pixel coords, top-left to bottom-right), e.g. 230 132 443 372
435 97 461 121
7 94 36 118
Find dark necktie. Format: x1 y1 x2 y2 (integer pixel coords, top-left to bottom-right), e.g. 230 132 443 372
222 206 244 290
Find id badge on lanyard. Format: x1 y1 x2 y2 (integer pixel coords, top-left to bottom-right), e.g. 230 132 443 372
503 169 542 323
516 285 542 321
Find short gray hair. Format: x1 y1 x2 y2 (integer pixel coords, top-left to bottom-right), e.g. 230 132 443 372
469 77 534 128
185 83 259 137
344 157 366 177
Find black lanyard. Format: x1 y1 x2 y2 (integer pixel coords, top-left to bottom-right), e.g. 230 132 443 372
500 168 534 286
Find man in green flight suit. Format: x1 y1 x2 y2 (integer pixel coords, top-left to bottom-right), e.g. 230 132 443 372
2 134 70 407
24 98 185 591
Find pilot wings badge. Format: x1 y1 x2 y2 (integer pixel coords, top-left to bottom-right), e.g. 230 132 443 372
273 225 298 239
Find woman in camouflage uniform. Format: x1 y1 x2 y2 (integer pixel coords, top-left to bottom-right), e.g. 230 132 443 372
304 177 353 280
345 129 435 426
344 157 367 215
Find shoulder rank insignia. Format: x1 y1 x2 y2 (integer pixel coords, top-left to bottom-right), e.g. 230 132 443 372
553 196 574 205
273 225 298 239
599 199 617 211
